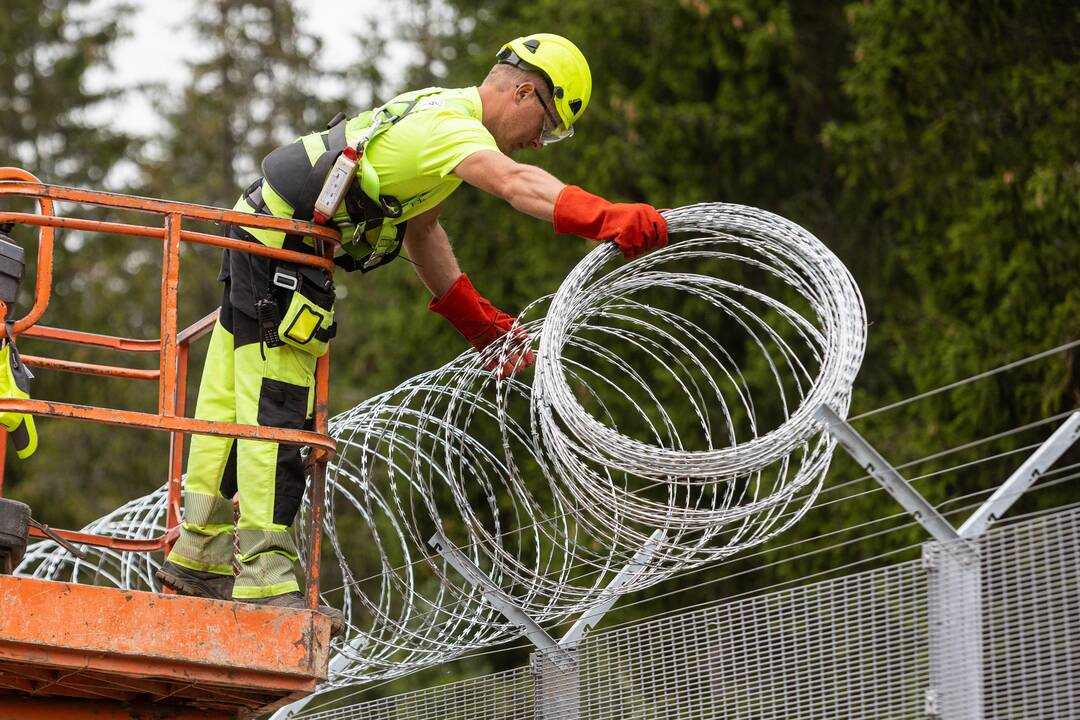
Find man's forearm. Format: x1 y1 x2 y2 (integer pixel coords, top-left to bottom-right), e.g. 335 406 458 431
453 151 565 223
403 220 461 298
501 162 565 221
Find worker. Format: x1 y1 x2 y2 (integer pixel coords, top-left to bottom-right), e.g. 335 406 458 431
156 33 667 633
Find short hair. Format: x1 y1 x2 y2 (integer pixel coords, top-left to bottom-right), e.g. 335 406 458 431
482 62 549 93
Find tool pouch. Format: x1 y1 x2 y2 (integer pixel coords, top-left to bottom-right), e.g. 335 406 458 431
272 264 337 357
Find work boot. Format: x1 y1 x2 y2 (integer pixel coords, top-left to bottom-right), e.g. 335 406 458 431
239 591 346 638
156 560 235 600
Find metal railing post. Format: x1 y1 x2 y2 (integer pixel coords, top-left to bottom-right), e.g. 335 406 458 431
921 410 1080 719
159 213 182 417
532 647 580 720
305 347 332 611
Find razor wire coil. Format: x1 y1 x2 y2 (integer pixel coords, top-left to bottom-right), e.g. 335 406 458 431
18 203 867 686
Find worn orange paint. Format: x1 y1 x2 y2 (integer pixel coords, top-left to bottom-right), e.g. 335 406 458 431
0 170 54 337
304 351 335 610
159 213 182 416
0 168 339 341
20 354 161 381
0 398 336 453
25 525 169 552
0 575 331 717
0 178 341 242
0 211 338 272
0 576 330 677
20 324 162 352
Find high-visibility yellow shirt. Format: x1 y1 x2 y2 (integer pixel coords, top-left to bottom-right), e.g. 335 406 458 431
357 86 498 223
240 86 498 248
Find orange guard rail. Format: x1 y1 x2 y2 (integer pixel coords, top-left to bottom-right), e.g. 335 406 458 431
0 167 340 610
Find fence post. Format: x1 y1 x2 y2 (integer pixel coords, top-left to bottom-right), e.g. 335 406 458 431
923 410 1079 719
923 540 984 720
532 646 580 720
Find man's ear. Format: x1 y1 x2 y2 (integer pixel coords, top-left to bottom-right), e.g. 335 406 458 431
515 82 534 103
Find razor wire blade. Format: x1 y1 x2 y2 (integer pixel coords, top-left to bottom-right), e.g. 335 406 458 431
18 202 867 685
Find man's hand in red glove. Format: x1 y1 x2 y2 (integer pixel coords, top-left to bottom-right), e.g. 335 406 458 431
553 185 668 260
429 273 535 379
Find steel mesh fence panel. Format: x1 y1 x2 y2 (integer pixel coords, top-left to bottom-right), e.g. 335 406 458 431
533 560 928 720
303 666 534 720
982 506 1080 719
323 505 1080 720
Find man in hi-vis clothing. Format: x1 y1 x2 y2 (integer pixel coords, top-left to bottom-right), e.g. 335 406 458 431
157 33 667 632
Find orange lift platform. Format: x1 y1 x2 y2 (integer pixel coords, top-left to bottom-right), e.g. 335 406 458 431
0 167 342 719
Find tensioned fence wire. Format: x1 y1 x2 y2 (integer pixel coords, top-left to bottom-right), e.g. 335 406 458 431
311 411 1080 685
16 415 1078 719
289 400 1078 687
298 502 1080 720
303 455 1080 717
20 201 869 683
301 297 1077 615
19 410 1071 716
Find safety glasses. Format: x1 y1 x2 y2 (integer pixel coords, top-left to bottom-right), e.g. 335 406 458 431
533 88 574 145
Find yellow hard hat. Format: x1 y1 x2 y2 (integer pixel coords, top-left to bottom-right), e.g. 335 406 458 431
497 33 592 143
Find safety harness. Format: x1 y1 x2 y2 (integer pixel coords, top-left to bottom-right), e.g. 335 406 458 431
260 99 421 273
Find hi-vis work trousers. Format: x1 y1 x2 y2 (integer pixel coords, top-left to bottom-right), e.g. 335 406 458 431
167 233 317 599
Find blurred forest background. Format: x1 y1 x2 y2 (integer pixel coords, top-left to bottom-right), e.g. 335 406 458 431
1 0 1077 704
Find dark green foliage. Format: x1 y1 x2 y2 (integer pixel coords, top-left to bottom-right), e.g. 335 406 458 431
0 0 154 523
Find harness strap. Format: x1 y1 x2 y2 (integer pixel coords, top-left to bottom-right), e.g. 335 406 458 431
332 222 407 273
264 99 420 262
327 116 348 152
281 150 338 252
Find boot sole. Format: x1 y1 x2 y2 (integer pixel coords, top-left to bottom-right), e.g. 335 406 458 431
155 568 232 601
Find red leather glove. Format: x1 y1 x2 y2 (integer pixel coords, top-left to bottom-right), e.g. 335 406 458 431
429 273 535 379
553 185 668 260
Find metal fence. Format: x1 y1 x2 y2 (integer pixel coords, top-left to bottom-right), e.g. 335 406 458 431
312 667 535 720
303 504 1080 720
981 507 1080 719
536 558 928 720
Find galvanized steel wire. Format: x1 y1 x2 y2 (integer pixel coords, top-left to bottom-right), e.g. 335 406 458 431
18 203 867 686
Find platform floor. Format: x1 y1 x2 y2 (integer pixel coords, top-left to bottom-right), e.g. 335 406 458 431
0 575 331 719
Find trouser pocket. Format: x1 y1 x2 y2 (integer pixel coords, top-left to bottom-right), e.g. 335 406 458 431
273 263 336 356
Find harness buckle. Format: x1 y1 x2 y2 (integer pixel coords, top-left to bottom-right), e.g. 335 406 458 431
350 224 366 246
381 196 403 218
378 106 401 124
272 268 300 292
